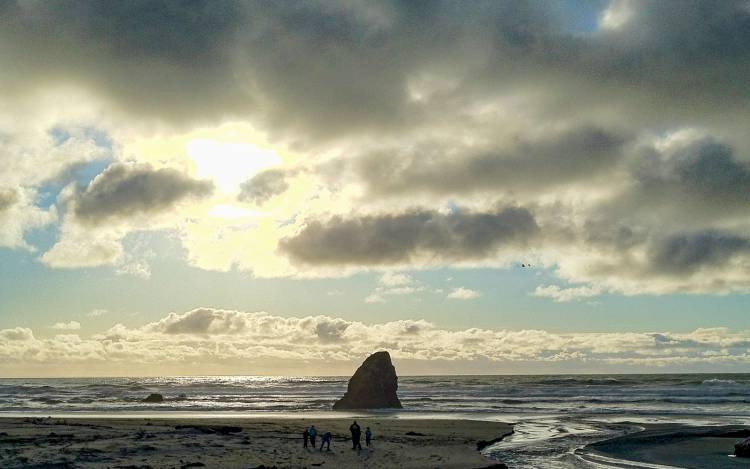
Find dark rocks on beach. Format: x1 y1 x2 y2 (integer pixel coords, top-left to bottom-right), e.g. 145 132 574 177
141 393 164 403
736 436 750 458
332 350 402 410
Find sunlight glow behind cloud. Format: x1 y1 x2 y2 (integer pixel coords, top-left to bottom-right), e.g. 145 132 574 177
188 140 282 192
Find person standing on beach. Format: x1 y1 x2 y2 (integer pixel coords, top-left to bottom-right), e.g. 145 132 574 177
303 428 310 448
309 425 317 448
350 420 362 450
320 431 332 451
365 427 372 447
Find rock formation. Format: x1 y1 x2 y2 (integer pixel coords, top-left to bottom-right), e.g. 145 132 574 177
142 393 164 403
333 351 402 410
736 436 750 458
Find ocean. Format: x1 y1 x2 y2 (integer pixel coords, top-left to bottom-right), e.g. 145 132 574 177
2 374 749 467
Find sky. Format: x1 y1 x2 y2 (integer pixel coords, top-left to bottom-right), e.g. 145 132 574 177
0 0 749 377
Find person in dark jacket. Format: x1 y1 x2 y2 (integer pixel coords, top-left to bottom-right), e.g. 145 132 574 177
320 431 332 451
350 420 362 450
303 428 310 448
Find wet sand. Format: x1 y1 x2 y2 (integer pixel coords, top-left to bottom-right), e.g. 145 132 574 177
585 424 750 469
0 416 512 468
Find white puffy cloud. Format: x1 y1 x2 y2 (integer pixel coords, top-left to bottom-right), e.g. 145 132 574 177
0 327 35 341
447 287 480 300
379 272 415 287
51 321 81 331
365 272 424 303
534 284 602 303
0 309 748 375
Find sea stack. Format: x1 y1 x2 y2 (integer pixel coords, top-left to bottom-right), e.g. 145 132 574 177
333 351 402 410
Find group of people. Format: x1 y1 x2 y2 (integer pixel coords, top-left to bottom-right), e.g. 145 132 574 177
302 421 372 452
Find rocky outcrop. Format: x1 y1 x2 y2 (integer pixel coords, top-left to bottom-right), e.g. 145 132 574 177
736 436 750 458
333 351 402 410
142 393 164 403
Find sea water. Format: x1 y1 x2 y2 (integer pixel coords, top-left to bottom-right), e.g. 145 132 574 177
1 374 749 467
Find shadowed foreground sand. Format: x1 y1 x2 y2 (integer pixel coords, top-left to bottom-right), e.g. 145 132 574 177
0 417 512 468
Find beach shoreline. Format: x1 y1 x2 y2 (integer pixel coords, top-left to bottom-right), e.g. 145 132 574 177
0 416 513 468
580 423 750 468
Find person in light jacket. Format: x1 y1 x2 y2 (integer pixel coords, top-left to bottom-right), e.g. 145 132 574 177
309 425 318 448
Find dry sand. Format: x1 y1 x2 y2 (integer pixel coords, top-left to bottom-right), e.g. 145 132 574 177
0 416 512 468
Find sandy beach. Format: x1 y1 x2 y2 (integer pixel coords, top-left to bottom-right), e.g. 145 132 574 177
0 417 512 468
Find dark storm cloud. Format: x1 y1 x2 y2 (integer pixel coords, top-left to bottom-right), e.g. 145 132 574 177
0 0 247 123
0 188 18 213
587 136 750 233
238 169 289 204
634 138 750 213
280 206 539 265
357 126 628 196
594 1 750 79
499 1 750 123
650 232 750 276
73 163 213 224
6 1 749 136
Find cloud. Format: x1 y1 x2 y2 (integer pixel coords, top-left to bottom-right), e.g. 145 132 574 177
0 1 749 299
364 293 385 304
591 135 750 230
534 284 601 302
447 287 480 300
40 227 124 269
86 309 108 318
0 0 248 125
38 163 214 269
73 163 213 225
281 206 539 266
365 272 423 304
148 308 249 335
379 272 414 287
238 169 290 204
3 1 748 138
0 186 55 249
650 232 750 276
0 188 18 212
51 321 81 331
1 309 749 375
0 327 35 341
356 126 629 197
